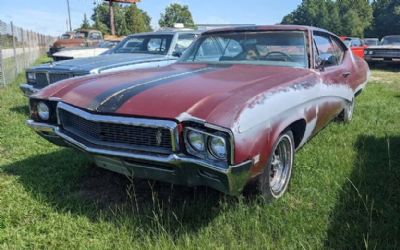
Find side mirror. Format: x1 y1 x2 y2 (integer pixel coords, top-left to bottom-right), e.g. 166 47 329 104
172 51 182 57
317 54 337 70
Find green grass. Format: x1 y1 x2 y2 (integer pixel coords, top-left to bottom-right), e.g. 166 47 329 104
0 59 399 249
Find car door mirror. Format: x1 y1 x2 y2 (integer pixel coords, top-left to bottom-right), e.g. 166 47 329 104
172 51 182 57
317 54 337 70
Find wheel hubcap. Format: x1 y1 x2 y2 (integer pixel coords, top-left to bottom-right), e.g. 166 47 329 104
269 136 293 196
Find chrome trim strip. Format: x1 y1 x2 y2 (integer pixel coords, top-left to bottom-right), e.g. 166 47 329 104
26 119 57 133
56 102 180 151
20 84 39 96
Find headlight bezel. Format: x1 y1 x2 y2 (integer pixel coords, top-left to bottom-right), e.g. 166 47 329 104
29 98 58 124
184 126 232 167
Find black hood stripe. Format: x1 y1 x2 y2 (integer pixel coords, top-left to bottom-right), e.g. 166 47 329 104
93 67 220 112
87 68 196 111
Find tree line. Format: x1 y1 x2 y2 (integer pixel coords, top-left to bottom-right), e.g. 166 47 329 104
282 0 400 38
80 3 194 36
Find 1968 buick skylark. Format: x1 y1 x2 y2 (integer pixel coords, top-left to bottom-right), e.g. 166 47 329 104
27 25 369 199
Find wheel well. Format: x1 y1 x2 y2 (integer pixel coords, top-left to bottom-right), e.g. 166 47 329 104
288 119 306 148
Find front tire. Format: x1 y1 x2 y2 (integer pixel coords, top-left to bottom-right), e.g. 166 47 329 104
337 98 354 123
257 130 295 200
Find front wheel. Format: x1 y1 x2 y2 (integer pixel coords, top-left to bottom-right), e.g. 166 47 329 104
257 130 295 200
337 98 354 123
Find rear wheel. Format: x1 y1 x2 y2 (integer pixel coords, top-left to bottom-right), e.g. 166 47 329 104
257 130 295 200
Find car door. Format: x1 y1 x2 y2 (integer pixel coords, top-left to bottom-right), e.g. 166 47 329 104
313 32 349 130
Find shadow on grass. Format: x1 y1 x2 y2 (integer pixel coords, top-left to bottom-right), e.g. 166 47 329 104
3 148 226 237
10 105 29 115
325 136 400 249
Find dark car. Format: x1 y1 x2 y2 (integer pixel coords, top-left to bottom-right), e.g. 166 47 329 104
21 30 200 96
364 35 400 64
27 25 369 199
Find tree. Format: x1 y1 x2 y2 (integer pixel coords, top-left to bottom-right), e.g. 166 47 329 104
281 0 373 37
158 3 195 28
80 13 91 29
91 2 151 36
368 0 400 38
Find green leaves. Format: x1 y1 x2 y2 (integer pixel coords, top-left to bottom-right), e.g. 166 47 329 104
158 4 195 28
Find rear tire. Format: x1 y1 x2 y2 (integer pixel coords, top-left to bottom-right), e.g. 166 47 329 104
257 130 295 200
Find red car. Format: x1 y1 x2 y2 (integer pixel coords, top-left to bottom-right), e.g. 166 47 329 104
340 36 367 58
27 25 369 199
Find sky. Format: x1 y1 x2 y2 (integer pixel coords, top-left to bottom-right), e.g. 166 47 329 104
0 0 302 36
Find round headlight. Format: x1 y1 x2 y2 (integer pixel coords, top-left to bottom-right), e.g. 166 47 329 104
208 136 227 159
37 102 50 121
187 130 205 151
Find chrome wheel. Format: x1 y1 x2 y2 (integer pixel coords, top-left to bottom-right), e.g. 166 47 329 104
269 134 293 197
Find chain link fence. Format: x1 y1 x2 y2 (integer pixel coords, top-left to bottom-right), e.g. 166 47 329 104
0 19 55 86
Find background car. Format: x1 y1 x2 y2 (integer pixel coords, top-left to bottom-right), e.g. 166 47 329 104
21 29 200 96
364 35 400 64
51 40 121 61
47 29 103 57
27 25 369 199
340 36 367 58
363 38 379 46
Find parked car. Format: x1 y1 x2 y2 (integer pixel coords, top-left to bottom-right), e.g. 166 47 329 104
340 37 366 58
364 35 400 64
363 38 379 46
48 29 103 56
51 40 120 61
27 25 369 198
21 30 200 96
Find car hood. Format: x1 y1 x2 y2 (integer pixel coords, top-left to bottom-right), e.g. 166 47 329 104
30 53 170 73
53 48 109 58
367 45 400 49
35 63 315 129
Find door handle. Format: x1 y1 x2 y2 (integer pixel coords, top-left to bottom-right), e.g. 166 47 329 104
342 72 351 78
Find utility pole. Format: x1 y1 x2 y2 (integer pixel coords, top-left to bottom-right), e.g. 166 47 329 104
66 0 72 31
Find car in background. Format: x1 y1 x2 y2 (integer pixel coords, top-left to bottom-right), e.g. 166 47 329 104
20 30 200 96
27 25 369 198
51 40 120 61
364 35 400 64
340 37 366 58
363 38 379 46
48 29 103 57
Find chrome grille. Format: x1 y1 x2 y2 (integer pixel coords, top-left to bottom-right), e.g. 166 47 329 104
372 50 400 57
49 73 71 83
35 73 48 86
58 106 174 154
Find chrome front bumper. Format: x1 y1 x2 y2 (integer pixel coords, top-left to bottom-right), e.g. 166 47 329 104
27 120 253 195
20 84 39 97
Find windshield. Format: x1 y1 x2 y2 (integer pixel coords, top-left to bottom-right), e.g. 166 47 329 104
114 34 173 54
381 36 400 45
364 39 378 46
179 31 308 68
75 31 89 39
61 33 72 39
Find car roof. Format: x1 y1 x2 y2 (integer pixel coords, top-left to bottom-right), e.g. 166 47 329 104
202 25 334 35
127 30 201 37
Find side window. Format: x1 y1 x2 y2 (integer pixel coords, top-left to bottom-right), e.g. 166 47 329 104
174 34 197 54
331 37 345 64
89 32 102 40
314 33 338 67
148 38 167 52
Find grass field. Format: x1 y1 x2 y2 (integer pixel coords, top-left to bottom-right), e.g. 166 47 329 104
0 58 399 249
